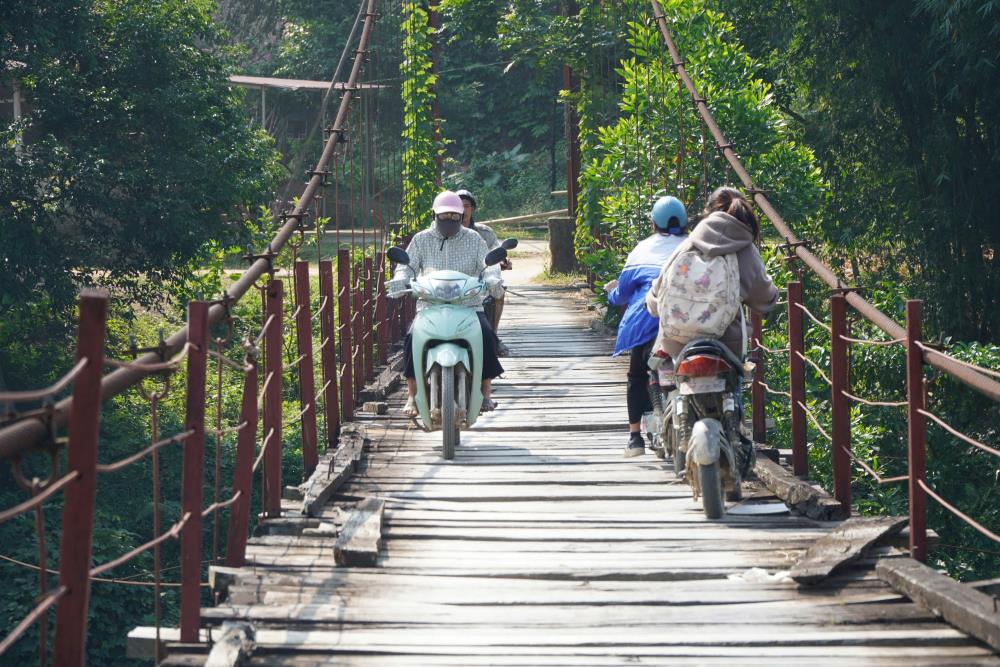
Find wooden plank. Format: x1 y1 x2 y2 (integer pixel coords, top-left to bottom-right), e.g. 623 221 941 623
876 556 1000 651
204 621 255 667
299 423 366 516
792 516 908 584
753 455 848 521
334 497 384 566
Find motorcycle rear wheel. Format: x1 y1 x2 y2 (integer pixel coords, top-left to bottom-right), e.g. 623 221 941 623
442 366 458 460
698 462 725 519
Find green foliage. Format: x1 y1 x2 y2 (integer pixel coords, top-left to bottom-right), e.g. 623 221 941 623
573 1 824 288
0 0 280 321
716 0 1000 341
400 1 439 235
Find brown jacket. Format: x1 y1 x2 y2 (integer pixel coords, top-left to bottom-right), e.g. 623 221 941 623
646 211 778 358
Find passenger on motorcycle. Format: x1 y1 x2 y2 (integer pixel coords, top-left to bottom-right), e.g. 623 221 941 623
603 195 688 458
457 189 512 356
645 187 778 470
387 190 506 417
646 187 778 360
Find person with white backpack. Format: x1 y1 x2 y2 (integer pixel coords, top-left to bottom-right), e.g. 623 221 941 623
603 196 689 457
646 186 779 362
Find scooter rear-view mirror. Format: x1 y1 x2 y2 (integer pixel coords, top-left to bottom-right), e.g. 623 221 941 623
484 247 508 267
501 238 518 250
387 247 410 267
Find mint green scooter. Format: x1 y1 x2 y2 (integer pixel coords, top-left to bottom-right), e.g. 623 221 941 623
387 241 514 459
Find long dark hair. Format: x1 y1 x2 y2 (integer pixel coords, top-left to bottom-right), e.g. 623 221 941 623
704 186 759 242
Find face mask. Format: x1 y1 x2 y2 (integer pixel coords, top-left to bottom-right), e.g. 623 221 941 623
435 216 461 238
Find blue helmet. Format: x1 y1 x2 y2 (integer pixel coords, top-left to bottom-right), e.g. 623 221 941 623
650 196 687 234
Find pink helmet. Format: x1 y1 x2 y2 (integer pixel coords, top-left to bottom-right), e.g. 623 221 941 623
432 191 464 216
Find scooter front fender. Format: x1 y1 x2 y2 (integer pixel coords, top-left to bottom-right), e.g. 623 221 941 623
427 343 469 370
688 418 724 466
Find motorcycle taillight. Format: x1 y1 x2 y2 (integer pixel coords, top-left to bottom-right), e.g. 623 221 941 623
676 354 731 377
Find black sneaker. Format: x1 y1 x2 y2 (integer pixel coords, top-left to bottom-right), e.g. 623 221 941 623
736 434 756 478
624 433 646 458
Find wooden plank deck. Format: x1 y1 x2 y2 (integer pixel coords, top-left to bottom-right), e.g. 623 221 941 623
160 283 1000 666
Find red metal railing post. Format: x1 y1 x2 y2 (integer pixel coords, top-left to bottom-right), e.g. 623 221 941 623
294 261 319 476
263 280 284 518
787 281 808 478
376 252 388 364
337 249 355 421
750 311 766 444
53 290 108 667
353 261 364 394
225 363 258 568
830 294 852 510
906 300 928 561
319 260 341 444
179 300 209 643
363 256 375 379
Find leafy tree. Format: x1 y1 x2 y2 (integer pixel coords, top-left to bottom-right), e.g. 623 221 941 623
0 0 280 352
716 0 1000 341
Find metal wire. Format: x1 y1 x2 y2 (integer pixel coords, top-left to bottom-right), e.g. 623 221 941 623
0 585 67 656
95 429 194 473
758 381 792 399
89 512 191 578
918 479 1000 543
794 350 833 386
837 445 909 486
797 400 833 442
840 334 905 347
0 471 79 525
918 408 1000 458
840 390 907 408
0 359 87 403
794 302 833 333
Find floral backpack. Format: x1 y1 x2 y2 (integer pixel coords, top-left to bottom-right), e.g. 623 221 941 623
656 239 741 343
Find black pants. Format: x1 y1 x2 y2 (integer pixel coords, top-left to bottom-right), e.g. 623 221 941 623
627 340 654 425
404 311 505 380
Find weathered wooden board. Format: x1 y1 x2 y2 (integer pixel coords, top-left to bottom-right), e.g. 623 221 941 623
333 497 384 566
792 516 908 584
203 621 254 667
877 556 1000 651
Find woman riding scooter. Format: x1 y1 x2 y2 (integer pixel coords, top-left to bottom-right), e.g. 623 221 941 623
603 196 688 458
387 191 506 417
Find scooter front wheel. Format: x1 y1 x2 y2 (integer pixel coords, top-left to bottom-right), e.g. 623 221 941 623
441 365 458 460
698 462 725 519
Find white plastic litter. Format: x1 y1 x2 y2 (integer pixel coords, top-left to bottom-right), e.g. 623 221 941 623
727 567 793 584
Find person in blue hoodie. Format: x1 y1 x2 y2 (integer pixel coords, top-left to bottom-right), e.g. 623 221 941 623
604 196 688 457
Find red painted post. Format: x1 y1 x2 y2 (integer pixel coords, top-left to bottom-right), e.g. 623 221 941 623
787 281 808 478
363 256 375 379
263 280 283 518
294 261 319 476
179 300 209 643
751 311 766 444
353 261 364 394
376 251 388 364
337 249 355 421
319 260 341 444
829 294 852 510
225 363 258 568
906 300 928 562
53 290 108 666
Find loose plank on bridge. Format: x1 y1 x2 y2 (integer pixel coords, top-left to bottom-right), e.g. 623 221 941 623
146 285 1000 666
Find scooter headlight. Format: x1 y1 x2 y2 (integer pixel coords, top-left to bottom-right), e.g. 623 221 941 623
428 278 463 300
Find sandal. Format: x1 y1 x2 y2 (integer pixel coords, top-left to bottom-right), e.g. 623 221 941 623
403 396 418 417
481 397 498 412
